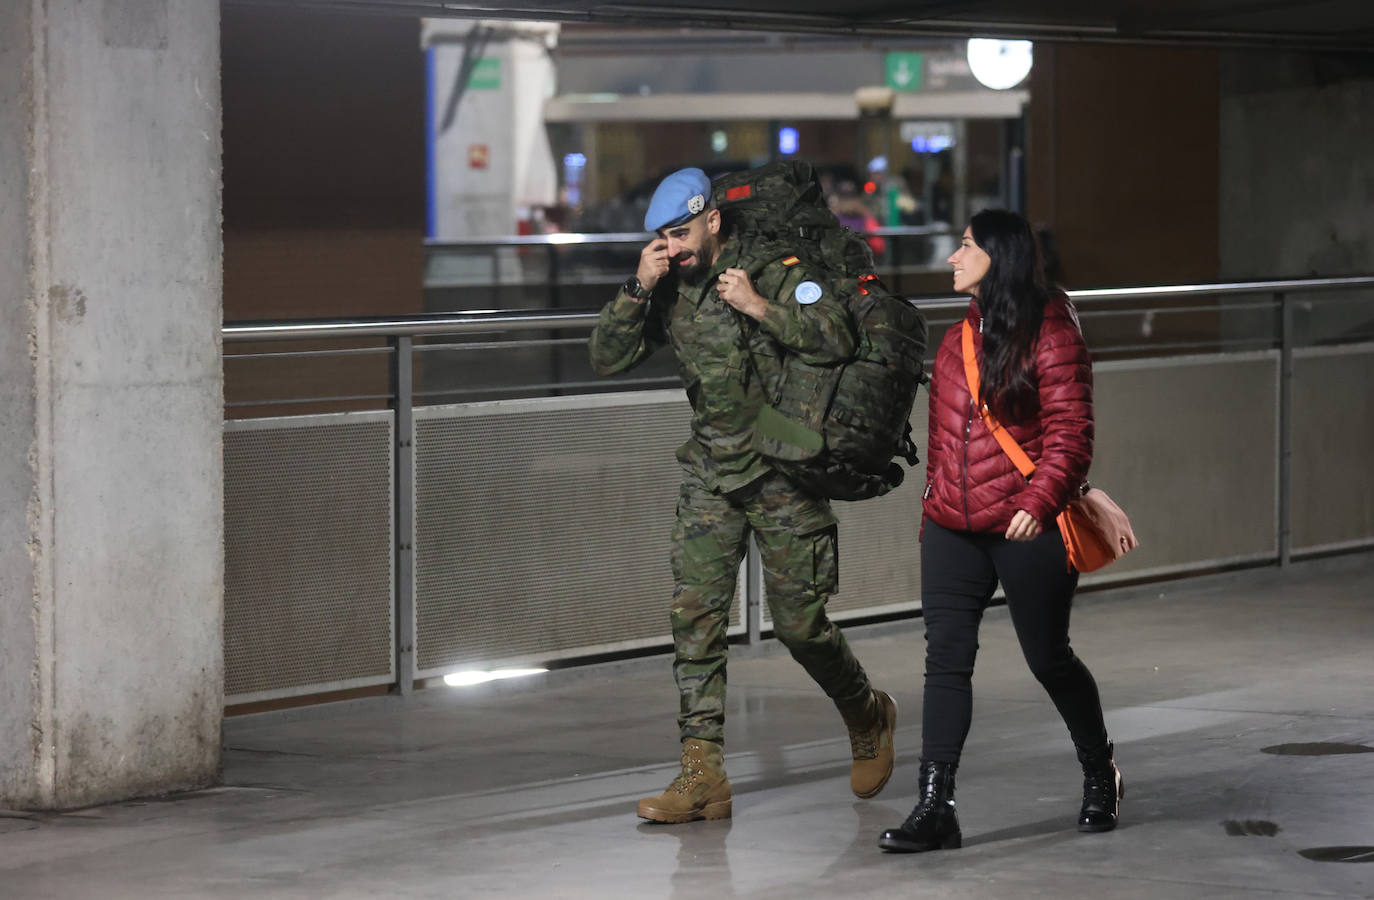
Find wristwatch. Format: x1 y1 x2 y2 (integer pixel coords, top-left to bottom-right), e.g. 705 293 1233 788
623 275 651 300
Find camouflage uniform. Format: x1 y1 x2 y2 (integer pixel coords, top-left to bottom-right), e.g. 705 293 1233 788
590 235 875 744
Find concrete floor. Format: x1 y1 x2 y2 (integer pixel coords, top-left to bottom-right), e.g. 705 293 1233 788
3 555 1373 899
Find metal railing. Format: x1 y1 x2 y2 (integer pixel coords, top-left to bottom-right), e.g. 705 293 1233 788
222 274 1374 700
422 226 963 310
225 273 1374 405
228 274 1374 343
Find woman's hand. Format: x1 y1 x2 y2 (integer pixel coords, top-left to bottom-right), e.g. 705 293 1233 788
1005 509 1042 542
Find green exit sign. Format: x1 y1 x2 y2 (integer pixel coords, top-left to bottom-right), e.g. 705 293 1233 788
468 57 501 90
885 52 924 92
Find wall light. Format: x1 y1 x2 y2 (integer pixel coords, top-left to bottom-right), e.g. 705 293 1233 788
443 667 548 687
778 127 799 156
967 39 1033 90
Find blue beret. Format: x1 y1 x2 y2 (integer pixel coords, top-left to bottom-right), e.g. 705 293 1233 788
644 167 711 232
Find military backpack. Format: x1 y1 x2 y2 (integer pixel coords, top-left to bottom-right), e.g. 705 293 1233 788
710 161 928 502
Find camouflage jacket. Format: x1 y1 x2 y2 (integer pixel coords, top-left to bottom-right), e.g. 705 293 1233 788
589 235 856 493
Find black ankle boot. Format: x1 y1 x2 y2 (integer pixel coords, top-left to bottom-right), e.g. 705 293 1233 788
878 759 962 853
1076 740 1124 833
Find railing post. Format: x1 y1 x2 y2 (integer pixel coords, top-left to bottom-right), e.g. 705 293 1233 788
391 336 417 692
1278 292 1293 567
548 244 564 395
745 536 763 645
891 229 904 295
547 242 561 309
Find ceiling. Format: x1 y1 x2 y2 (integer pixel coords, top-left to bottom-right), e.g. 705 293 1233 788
225 0 1374 51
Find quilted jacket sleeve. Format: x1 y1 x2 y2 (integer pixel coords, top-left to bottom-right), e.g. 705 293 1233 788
923 329 945 489
1013 299 1094 524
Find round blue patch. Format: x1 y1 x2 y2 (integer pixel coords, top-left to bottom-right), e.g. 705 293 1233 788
794 281 824 305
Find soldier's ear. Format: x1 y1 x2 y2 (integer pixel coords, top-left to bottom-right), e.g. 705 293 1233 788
706 208 721 235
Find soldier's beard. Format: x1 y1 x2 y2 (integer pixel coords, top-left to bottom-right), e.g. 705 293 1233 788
676 237 720 287
679 256 710 286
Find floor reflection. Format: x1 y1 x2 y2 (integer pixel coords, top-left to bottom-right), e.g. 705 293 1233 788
636 817 737 899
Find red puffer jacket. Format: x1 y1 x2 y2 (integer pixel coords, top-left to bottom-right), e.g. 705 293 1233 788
923 293 1093 535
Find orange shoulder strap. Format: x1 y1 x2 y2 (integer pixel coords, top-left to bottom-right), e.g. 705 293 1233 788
961 319 1036 479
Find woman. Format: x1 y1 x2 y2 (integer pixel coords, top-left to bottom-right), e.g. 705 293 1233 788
879 209 1123 853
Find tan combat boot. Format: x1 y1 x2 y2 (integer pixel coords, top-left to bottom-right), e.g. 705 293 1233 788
637 738 732 824
838 688 898 799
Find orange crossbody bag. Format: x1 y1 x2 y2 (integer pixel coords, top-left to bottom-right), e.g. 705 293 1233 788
960 320 1138 573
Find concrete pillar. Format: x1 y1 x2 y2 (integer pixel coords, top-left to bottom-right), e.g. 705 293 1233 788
0 0 222 809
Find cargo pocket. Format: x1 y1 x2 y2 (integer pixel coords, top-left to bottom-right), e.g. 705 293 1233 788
810 524 840 598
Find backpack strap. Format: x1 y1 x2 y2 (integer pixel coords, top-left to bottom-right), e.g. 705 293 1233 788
961 319 1036 479
730 248 784 391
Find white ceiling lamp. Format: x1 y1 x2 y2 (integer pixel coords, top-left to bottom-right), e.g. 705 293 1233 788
967 39 1034 90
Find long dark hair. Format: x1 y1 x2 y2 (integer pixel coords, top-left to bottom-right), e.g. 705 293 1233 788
970 209 1051 424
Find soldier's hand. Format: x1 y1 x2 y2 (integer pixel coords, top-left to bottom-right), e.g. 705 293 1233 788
717 268 768 320
637 239 671 292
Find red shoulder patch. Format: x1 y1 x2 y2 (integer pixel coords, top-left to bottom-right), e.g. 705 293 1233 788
725 185 752 201
781 255 800 266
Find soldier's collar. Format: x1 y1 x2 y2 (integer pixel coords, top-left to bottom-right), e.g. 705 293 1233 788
705 237 741 280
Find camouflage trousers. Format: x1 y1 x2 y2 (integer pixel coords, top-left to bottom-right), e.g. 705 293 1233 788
670 470 872 745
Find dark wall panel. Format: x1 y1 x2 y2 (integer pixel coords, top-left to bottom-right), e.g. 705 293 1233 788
1028 43 1220 288
222 7 424 321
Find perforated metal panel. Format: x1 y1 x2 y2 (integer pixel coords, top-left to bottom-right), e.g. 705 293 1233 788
1291 344 1374 554
750 353 1283 619
224 413 394 703
413 390 739 675
756 398 929 626
829 401 930 618
1080 351 1280 584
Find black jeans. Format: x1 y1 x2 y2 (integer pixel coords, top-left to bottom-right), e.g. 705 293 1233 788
920 518 1109 764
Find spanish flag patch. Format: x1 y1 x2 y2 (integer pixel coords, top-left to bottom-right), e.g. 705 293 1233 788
781 256 800 267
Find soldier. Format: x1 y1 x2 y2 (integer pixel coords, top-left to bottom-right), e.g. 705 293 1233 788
590 167 897 824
